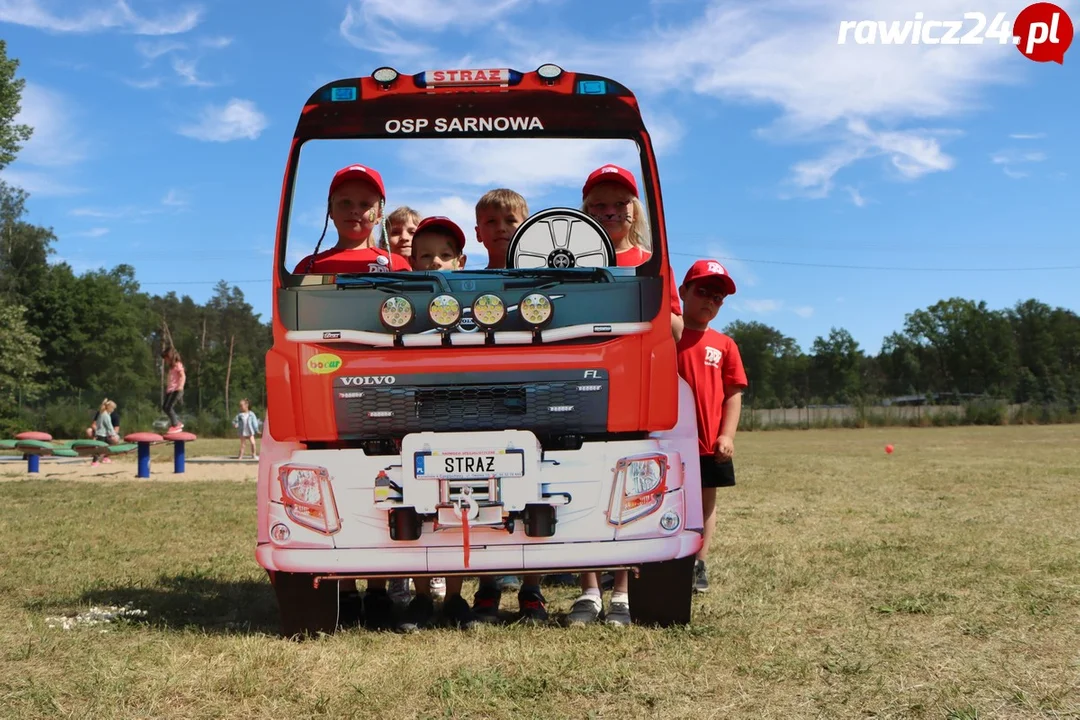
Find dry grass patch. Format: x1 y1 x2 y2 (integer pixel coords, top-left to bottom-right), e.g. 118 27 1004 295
0 425 1078 718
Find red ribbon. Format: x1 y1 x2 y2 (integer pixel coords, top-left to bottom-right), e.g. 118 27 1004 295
461 506 471 568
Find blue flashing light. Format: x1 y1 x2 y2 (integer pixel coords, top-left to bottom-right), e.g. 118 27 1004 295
576 79 607 95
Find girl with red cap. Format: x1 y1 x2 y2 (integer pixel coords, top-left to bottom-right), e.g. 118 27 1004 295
294 164 412 274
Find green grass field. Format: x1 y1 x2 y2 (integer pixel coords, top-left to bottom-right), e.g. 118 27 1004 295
1 426 1078 719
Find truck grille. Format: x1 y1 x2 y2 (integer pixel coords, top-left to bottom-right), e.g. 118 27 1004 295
332 372 609 437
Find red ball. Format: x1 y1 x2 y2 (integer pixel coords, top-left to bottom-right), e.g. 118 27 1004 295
885 444 894 454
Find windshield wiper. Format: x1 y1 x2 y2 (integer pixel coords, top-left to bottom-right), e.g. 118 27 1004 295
335 271 451 293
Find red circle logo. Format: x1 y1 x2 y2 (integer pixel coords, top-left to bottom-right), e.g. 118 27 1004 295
1014 2 1074 63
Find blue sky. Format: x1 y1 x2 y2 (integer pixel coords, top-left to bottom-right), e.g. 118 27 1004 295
1 0 1077 355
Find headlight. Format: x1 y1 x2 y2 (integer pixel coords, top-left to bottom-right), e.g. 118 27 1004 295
607 454 669 526
624 458 664 496
380 296 414 330
278 464 342 534
472 294 506 328
429 294 462 327
519 293 553 327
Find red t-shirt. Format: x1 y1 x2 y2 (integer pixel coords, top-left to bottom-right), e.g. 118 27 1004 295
676 328 748 456
293 246 412 274
615 246 682 316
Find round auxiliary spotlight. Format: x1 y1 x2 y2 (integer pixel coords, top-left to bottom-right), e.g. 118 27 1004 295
472 294 506 328
519 293 553 327
429 294 462 328
372 66 399 84
536 63 564 80
380 296 414 330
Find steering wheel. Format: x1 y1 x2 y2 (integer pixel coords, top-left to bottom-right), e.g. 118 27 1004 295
506 208 616 270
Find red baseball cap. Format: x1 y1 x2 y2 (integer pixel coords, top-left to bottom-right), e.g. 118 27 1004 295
682 259 737 295
414 216 466 252
582 164 638 199
328 164 385 199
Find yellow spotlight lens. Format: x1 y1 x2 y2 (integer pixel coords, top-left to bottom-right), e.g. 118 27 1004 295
429 294 462 327
472 294 506 328
519 293 553 326
380 296 414 330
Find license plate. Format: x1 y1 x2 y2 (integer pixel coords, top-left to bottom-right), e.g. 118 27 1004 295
414 448 525 480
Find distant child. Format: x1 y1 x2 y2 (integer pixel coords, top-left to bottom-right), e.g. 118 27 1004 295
675 260 747 593
384 205 421 259
474 188 529 269
293 164 411 274
162 348 186 434
91 399 120 467
232 398 260 460
410 216 468 270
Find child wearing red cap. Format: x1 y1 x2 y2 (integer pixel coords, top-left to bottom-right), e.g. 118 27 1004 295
409 216 468 270
293 164 412 274
676 259 747 594
564 165 687 627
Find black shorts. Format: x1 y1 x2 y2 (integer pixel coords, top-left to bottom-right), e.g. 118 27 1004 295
700 455 735 488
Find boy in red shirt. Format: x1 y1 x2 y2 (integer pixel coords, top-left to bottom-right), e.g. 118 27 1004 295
677 259 748 593
293 164 411 274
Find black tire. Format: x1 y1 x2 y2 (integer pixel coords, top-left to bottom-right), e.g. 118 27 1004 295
270 571 339 639
627 555 695 627
523 504 556 537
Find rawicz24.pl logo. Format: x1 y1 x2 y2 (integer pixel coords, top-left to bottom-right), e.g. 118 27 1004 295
837 2 1074 64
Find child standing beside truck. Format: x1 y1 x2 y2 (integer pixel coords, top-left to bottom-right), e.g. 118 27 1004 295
675 259 747 593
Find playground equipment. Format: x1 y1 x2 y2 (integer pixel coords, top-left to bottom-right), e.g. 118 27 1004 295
122 431 198 477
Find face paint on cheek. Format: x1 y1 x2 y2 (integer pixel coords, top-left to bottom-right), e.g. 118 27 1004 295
367 208 377 223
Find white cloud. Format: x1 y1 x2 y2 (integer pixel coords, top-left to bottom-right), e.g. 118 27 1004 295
0 0 201 35
339 0 530 57
397 138 638 198
990 148 1047 179
0 168 84 196
1010 132 1046 140
845 186 867 207
135 38 185 61
72 227 110 238
162 189 188 207
482 0 1034 198
742 298 782 314
124 77 162 89
200 35 231 49
170 57 214 87
13 83 89 167
793 305 815 318
178 99 268 142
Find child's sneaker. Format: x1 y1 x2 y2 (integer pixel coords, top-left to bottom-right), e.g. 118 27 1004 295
91 461 100 467
564 595 602 626
167 425 181 434
693 559 710 593
429 576 446 599
605 601 632 627
517 588 549 624
442 594 477 629
397 594 435 633
472 584 501 623
101 457 112 464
